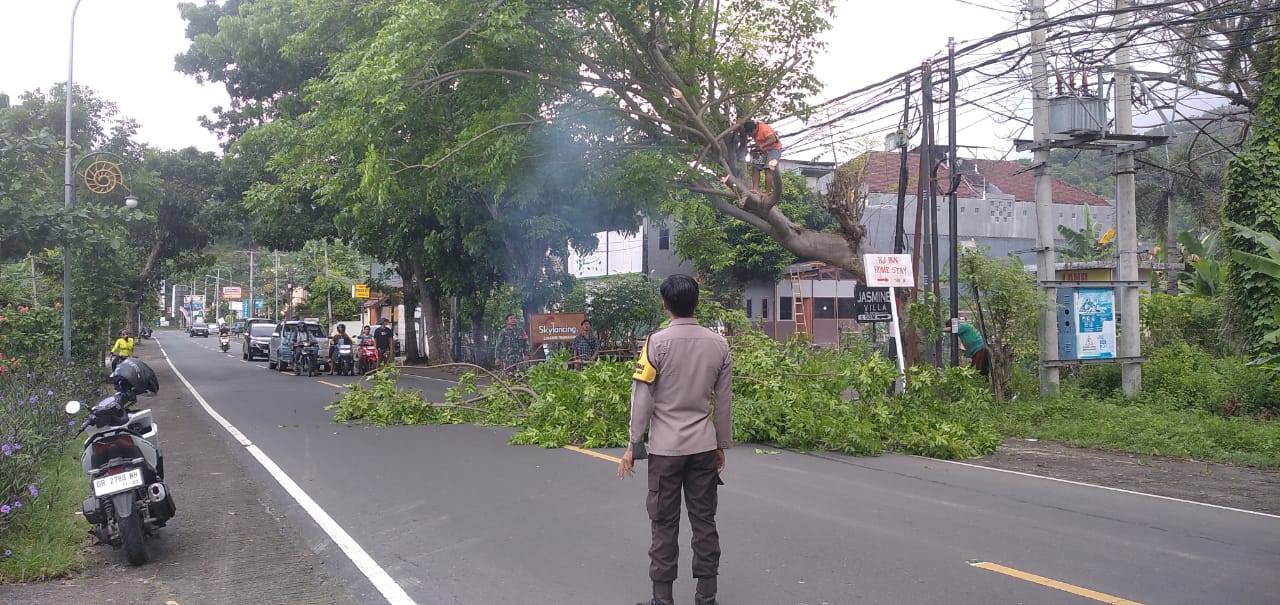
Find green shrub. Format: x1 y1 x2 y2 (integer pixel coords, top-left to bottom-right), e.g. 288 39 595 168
1140 293 1230 354
997 389 1280 467
1141 342 1280 418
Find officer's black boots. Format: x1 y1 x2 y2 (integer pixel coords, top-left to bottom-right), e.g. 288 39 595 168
694 577 718 605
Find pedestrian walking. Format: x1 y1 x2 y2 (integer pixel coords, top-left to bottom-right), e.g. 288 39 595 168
571 319 600 368
494 313 528 373
373 318 395 367
617 274 733 605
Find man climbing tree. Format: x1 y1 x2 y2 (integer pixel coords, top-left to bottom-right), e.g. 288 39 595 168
741 120 783 196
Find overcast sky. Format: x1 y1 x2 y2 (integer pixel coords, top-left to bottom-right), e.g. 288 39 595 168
0 1 1012 156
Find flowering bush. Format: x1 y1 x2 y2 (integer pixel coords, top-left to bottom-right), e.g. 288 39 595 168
0 361 99 556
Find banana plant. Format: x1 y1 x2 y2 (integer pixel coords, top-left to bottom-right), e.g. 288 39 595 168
1177 230 1222 297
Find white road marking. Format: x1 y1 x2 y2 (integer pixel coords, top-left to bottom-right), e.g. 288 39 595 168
397 371 458 384
156 339 417 605
923 456 1280 519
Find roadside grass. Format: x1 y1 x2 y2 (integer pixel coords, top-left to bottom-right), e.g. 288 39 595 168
0 444 88 584
995 391 1280 468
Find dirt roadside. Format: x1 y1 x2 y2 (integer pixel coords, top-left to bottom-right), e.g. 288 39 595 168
968 438 1280 515
0 345 358 605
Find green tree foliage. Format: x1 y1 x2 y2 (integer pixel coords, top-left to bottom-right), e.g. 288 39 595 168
958 247 1047 400
1222 44 1280 354
669 171 834 301
560 275 665 348
331 332 1002 460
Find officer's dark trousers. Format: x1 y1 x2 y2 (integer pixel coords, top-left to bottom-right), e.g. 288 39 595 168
647 450 721 583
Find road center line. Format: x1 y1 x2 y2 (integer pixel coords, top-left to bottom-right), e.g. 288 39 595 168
970 561 1144 604
564 445 621 463
156 339 417 605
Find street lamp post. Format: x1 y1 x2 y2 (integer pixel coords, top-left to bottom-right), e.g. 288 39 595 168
62 0 140 360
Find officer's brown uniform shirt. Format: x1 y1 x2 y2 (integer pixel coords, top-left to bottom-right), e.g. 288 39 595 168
630 318 733 456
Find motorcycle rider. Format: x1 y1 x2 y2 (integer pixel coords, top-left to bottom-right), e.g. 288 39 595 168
110 330 135 371
329 324 354 375
291 325 314 371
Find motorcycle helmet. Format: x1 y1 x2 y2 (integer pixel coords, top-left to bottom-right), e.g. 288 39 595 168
337 323 346 333
111 357 160 400
120 329 129 337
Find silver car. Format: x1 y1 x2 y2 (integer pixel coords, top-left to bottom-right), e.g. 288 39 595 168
241 322 274 361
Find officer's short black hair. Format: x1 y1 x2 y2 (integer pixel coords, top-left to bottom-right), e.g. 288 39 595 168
581 319 591 326
505 313 516 321
660 274 699 318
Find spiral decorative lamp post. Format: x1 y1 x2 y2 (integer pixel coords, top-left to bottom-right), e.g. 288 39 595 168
61 150 139 360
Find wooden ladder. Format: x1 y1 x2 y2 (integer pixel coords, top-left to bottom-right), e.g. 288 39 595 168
789 271 808 337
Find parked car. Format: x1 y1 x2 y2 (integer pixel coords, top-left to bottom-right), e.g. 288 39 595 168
267 320 330 372
241 321 275 361
189 322 210 338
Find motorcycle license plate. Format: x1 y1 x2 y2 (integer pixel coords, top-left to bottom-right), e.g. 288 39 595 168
92 468 144 497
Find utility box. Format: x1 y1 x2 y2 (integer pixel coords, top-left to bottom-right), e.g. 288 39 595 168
1049 96 1108 135
1056 287 1117 361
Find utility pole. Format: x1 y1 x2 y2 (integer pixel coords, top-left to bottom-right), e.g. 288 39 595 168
894 77 912 254
947 37 961 367
1115 0 1142 395
324 239 332 329
925 72 943 367
248 247 255 319
1032 0 1060 394
274 252 280 322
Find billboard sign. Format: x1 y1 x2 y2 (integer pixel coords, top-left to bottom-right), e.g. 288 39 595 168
222 286 243 300
529 313 587 345
352 284 370 299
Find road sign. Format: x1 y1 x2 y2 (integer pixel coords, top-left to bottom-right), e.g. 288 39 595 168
864 254 916 287
853 285 892 323
352 284 370 299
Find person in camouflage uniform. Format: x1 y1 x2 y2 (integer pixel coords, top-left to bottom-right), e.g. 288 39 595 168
494 313 529 372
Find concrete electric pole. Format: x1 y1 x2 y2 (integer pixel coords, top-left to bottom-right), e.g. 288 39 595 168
1114 0 1142 395
1031 0 1060 394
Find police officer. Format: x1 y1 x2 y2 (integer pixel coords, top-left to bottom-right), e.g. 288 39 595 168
618 274 733 605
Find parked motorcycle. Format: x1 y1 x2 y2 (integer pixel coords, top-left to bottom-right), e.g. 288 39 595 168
66 358 175 566
139 326 153 339
356 339 379 375
294 339 319 377
219 334 231 352
334 343 355 376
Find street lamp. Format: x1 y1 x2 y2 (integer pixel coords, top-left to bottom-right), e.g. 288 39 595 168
61 150 140 360
63 0 143 360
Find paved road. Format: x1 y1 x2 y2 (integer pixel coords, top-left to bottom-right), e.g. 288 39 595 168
153 331 1280 605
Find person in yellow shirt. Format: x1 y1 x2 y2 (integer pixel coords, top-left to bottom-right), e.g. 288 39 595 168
110 330 135 371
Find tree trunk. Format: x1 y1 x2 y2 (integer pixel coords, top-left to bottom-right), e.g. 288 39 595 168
470 311 485 364
126 238 165 337
411 259 452 364
396 261 422 363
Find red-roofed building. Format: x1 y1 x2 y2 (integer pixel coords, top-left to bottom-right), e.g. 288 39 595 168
855 150 1114 260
